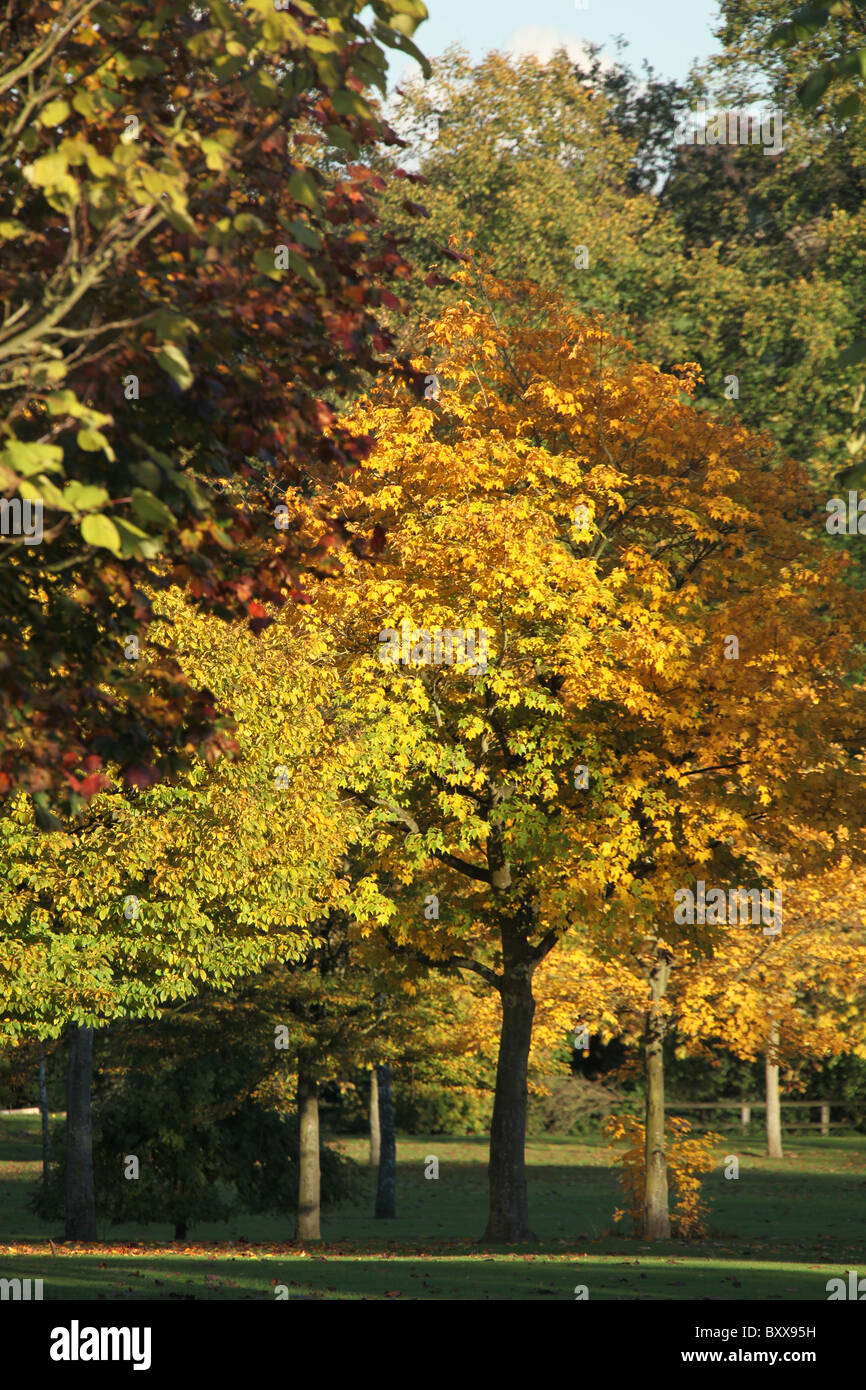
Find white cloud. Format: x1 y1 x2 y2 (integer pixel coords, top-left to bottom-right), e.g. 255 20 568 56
504 25 615 73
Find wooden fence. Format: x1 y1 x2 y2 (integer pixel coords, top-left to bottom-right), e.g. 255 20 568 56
664 1100 861 1135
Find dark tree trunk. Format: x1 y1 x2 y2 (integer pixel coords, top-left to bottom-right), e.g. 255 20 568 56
765 1019 783 1159
38 1050 52 1188
65 1025 97 1240
369 1066 380 1167
174 1219 187 1240
644 950 672 1240
374 1062 396 1219
295 1058 321 1241
483 962 537 1242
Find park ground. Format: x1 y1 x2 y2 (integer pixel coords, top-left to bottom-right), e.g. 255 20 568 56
1 1112 864 1300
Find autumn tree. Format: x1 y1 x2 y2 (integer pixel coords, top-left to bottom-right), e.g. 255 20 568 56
283 261 866 1241
0 0 429 812
673 870 866 1159
0 584 391 1234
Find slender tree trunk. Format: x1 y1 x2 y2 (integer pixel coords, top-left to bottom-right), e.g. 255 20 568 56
644 950 672 1240
65 1025 97 1240
369 1067 380 1167
174 1219 187 1240
765 1019 783 1159
295 1057 321 1241
38 1050 52 1188
483 962 537 1242
374 1062 396 1218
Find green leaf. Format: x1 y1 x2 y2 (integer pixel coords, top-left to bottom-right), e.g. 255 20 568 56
131 488 176 529
283 219 322 251
156 344 194 391
288 250 324 290
798 61 836 109
19 476 69 510
326 124 357 153
81 514 123 555
46 389 88 418
253 248 283 280
63 482 111 512
25 151 70 186
233 212 267 235
72 90 98 120
330 89 373 119
30 360 68 386
76 427 116 460
131 461 163 491
769 3 829 46
836 92 861 118
114 517 162 559
288 170 319 210
174 473 208 511
39 98 70 127
0 440 64 477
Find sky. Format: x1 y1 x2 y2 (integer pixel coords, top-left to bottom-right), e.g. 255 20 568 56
389 0 725 88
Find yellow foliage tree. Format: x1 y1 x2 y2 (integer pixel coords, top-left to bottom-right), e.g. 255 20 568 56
283 260 866 1241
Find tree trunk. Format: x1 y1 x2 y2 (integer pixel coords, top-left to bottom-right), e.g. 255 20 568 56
295 1058 321 1241
369 1066 380 1167
38 1050 52 1188
374 1062 396 1219
644 950 672 1240
174 1219 187 1240
765 1019 783 1159
483 963 537 1242
65 1025 97 1240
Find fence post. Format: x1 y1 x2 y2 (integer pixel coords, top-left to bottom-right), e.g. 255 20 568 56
820 1103 830 1137
740 1103 751 1133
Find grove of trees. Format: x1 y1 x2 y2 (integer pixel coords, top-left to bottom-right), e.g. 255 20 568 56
3 0 866 1266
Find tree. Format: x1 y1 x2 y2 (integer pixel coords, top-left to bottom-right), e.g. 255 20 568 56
672 870 866 1158
64 1024 96 1239
0 0 429 812
375 46 702 370
285 261 866 1240
0 586 384 1230
34 1004 359 1240
374 1062 396 1219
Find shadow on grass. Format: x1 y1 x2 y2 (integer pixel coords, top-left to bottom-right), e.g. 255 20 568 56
0 1247 854 1301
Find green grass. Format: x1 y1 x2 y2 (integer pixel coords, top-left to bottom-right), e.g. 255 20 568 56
1 1113 864 1300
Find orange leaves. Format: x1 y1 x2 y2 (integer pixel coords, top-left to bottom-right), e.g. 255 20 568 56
604 1114 722 1238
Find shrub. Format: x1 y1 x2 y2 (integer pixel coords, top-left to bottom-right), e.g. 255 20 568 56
603 1113 722 1238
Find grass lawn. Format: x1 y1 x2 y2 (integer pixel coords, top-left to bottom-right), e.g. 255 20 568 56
1 1112 864 1300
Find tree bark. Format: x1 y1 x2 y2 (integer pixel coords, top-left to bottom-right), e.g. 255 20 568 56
644 950 672 1240
38 1050 52 1188
65 1025 97 1240
483 961 537 1242
765 1019 783 1159
295 1057 321 1241
369 1066 380 1167
374 1062 396 1219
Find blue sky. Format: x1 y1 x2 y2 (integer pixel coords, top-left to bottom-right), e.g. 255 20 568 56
390 0 725 86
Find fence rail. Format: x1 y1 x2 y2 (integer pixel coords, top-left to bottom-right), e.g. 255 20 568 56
664 1100 862 1135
